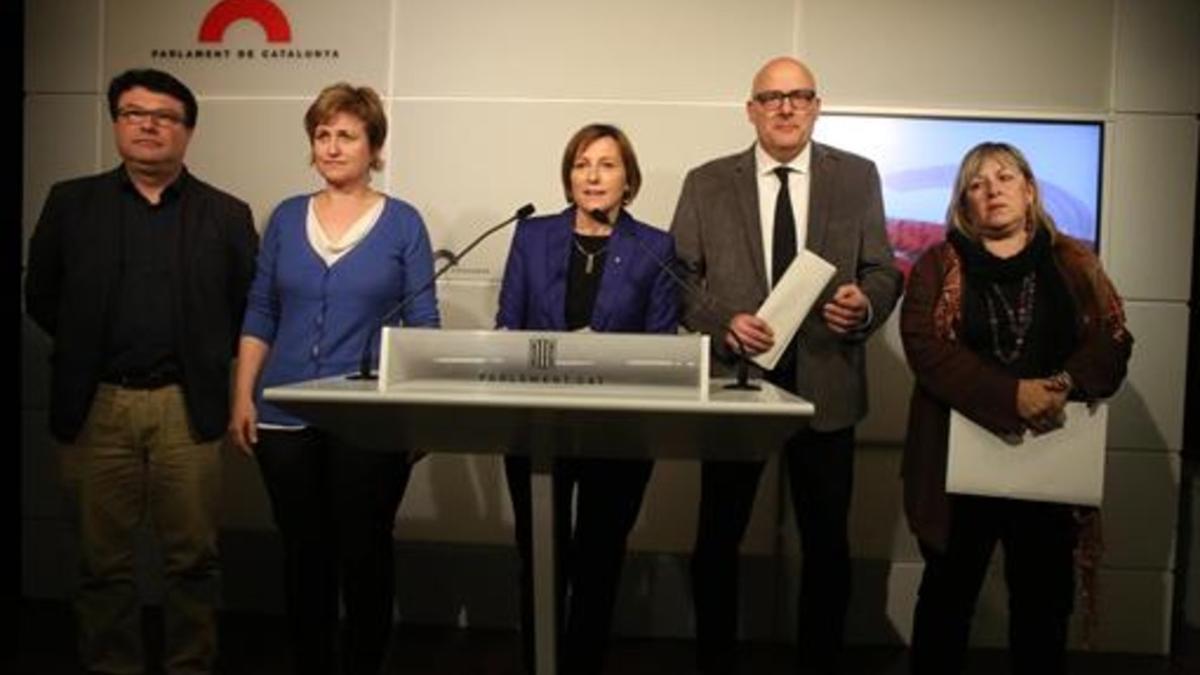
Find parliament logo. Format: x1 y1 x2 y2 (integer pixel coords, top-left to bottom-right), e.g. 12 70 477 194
528 338 557 371
151 0 339 62
199 0 291 43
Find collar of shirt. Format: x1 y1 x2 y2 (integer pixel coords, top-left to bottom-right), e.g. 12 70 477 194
754 142 812 287
118 164 188 207
754 141 812 178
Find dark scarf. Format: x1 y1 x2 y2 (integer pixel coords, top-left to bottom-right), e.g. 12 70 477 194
948 227 1077 377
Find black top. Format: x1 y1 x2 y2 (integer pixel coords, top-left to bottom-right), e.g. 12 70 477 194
950 227 1077 378
103 171 186 384
565 233 609 330
24 166 259 441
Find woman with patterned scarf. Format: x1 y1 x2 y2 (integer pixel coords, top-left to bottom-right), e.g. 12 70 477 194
900 142 1132 674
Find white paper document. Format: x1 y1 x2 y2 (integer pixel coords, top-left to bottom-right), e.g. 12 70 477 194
751 250 837 371
946 402 1108 506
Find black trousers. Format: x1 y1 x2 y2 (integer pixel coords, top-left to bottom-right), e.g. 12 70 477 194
691 426 855 675
505 455 653 675
910 496 1077 675
256 428 413 675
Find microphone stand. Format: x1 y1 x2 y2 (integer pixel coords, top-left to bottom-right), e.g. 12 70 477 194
723 327 759 391
588 209 759 391
349 203 536 381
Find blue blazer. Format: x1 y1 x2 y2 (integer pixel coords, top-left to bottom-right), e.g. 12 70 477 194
496 206 678 334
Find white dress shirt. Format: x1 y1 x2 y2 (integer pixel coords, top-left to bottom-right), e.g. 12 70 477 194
755 142 812 287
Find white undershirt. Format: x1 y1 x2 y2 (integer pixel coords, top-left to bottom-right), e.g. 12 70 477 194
306 195 385 267
755 142 812 287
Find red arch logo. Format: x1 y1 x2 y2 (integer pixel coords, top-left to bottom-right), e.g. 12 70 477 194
198 0 292 43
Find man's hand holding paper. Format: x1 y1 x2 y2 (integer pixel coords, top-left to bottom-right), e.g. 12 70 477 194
726 313 774 354
750 249 836 370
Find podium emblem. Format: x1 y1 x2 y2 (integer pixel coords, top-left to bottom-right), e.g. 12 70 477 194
528 338 557 370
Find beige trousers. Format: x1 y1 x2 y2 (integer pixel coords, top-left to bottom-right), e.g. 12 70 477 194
61 384 221 675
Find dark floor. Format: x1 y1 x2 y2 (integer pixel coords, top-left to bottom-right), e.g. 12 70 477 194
15 598 1200 674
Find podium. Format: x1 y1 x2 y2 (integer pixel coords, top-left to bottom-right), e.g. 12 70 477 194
266 328 814 675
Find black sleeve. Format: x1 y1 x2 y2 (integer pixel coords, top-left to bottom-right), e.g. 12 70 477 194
24 183 67 336
225 199 259 354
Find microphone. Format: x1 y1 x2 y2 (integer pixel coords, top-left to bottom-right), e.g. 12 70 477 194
349 203 536 381
588 208 759 391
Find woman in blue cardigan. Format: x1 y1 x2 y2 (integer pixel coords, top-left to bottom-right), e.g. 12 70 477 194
228 83 439 674
497 123 679 675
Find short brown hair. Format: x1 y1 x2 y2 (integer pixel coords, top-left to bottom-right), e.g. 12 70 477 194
560 123 642 205
304 83 387 171
947 141 1058 243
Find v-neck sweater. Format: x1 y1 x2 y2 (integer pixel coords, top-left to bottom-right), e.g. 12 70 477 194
242 193 440 425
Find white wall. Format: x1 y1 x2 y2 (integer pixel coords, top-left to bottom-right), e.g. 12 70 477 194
22 0 1199 653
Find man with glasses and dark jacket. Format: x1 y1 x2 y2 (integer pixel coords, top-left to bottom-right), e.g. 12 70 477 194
25 68 258 675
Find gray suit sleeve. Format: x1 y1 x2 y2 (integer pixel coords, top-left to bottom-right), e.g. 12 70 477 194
850 161 902 339
669 169 736 338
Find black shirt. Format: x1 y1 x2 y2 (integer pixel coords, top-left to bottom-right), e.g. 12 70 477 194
565 233 609 330
102 170 185 383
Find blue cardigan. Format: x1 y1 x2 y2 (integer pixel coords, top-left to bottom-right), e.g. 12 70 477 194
496 206 678 333
242 194 440 425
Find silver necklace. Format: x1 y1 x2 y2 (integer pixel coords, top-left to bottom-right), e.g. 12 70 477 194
984 271 1037 364
573 235 609 274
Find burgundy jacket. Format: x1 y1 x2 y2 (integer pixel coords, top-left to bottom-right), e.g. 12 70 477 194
899 233 1132 550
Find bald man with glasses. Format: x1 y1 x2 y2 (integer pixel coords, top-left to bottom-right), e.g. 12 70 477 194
670 56 901 674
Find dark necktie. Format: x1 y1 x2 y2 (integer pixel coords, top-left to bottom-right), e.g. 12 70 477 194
772 166 796 287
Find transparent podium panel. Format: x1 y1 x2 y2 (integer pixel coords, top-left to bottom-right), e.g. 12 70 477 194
378 328 710 400
264 329 812 675
265 328 810 461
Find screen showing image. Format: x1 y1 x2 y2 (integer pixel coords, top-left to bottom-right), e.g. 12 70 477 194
814 114 1103 276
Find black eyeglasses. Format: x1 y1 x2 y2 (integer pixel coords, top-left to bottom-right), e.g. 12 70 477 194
752 89 818 111
117 107 186 127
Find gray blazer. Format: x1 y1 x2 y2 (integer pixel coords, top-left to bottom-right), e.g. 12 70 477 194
670 143 902 431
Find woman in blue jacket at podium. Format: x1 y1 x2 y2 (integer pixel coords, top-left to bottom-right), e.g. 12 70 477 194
228 83 439 675
496 123 679 674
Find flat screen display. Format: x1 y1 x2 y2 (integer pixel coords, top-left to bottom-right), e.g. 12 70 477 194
814 114 1103 275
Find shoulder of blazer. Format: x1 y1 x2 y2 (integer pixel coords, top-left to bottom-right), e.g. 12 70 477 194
47 167 123 206
34 171 124 245
523 209 573 228
688 146 755 181
620 213 671 247
812 141 875 172
182 171 251 214
515 208 572 240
